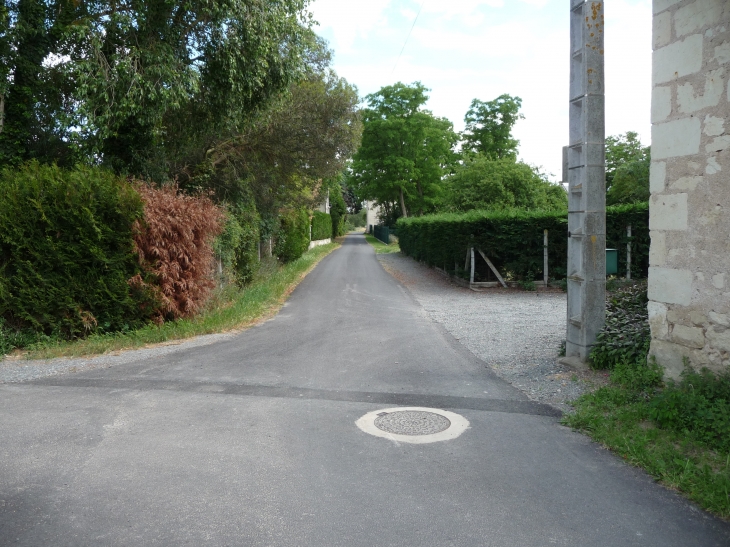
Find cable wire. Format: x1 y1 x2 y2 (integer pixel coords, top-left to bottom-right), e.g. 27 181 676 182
391 0 427 77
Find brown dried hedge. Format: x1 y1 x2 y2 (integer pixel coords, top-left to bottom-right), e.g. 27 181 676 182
131 184 224 322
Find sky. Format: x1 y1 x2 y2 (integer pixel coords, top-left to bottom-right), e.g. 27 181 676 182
309 0 652 181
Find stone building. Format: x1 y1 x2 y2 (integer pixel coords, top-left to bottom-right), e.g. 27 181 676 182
648 0 730 377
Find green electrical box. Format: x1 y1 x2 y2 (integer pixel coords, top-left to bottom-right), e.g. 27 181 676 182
606 248 618 275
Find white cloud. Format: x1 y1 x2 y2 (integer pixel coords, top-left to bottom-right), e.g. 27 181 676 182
310 0 392 51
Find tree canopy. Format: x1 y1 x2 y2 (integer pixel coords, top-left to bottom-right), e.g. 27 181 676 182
605 132 650 205
447 156 567 212
350 82 457 220
0 0 315 176
462 94 523 159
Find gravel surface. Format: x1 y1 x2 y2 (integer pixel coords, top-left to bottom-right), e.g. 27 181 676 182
0 332 236 384
378 252 609 412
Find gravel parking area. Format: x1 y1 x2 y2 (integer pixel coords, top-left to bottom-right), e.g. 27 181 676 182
378 252 608 412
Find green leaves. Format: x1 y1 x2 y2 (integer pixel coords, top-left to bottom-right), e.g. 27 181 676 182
351 82 457 220
462 94 523 159
0 161 147 338
447 155 567 212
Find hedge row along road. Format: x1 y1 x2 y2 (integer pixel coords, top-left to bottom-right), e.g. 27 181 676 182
1 233 728 546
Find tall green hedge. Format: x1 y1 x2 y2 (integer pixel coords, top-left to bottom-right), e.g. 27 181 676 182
311 210 332 241
330 188 348 238
275 208 310 263
0 162 149 337
396 202 649 280
215 202 261 285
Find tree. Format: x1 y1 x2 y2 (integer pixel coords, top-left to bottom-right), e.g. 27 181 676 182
183 48 362 217
605 132 650 205
350 82 457 219
462 94 523 159
0 0 77 166
0 0 314 175
447 156 567 212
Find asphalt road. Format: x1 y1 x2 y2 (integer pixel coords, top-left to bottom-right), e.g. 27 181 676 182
1 234 729 546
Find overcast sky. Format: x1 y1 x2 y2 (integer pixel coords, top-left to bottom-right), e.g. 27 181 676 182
309 0 652 181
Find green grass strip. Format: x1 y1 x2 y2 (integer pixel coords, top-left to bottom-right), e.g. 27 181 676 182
21 243 340 360
364 233 401 254
564 386 730 519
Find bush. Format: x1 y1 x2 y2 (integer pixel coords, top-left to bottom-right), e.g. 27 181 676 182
0 162 148 338
397 208 569 280
213 203 260 285
311 210 332 241
131 184 224 321
590 281 650 370
275 208 310 263
396 202 649 282
330 187 348 238
650 367 730 453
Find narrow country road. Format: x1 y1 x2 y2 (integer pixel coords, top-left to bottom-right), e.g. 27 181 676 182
1 234 728 546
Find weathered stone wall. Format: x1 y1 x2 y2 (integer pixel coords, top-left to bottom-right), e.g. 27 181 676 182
649 0 730 377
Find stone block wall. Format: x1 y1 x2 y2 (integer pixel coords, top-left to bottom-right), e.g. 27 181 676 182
649 0 730 377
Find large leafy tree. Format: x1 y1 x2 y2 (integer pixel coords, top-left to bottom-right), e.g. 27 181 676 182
447 156 567 212
350 82 457 219
182 40 362 216
462 94 523 159
605 131 650 205
0 0 77 166
0 0 314 176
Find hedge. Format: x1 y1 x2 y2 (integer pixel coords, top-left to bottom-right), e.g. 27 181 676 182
0 162 149 337
311 211 332 241
275 208 310 263
396 202 649 281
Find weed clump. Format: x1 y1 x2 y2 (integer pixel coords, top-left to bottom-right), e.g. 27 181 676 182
590 280 650 370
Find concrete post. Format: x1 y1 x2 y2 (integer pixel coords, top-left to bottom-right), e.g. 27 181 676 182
565 0 606 363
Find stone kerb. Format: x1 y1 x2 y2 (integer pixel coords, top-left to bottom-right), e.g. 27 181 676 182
649 0 730 377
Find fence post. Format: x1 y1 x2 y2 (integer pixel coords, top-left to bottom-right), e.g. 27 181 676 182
470 248 475 285
542 230 548 287
626 224 632 280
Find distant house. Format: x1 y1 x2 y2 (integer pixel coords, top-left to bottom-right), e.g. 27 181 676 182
364 200 381 231
647 0 730 377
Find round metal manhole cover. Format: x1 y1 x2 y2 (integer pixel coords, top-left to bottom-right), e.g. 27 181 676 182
374 410 451 435
356 407 469 444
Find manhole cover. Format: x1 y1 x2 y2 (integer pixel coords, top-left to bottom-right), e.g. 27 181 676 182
374 410 451 435
355 407 469 444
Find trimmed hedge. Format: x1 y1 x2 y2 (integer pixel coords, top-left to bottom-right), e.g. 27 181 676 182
396 202 649 281
275 208 310 263
0 162 148 337
311 210 332 241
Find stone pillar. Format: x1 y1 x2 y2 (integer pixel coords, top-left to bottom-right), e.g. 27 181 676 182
565 0 606 362
648 0 730 378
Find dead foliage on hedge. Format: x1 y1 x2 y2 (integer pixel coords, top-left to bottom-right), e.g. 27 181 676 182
130 183 224 322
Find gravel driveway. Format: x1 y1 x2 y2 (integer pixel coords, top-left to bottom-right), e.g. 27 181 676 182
378 252 608 412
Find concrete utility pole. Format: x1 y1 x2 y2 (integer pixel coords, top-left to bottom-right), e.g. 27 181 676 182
564 0 606 363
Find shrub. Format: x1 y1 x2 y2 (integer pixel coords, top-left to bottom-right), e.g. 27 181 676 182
131 184 224 321
311 211 332 241
590 281 650 370
231 203 260 285
275 208 310 263
396 202 649 282
0 162 148 338
649 367 730 453
330 187 348 238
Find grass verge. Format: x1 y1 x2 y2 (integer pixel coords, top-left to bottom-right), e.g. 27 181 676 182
564 368 730 520
12 242 340 360
364 233 400 254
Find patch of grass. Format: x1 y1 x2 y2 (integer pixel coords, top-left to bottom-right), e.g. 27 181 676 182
10 243 340 360
564 361 730 519
364 233 401 254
